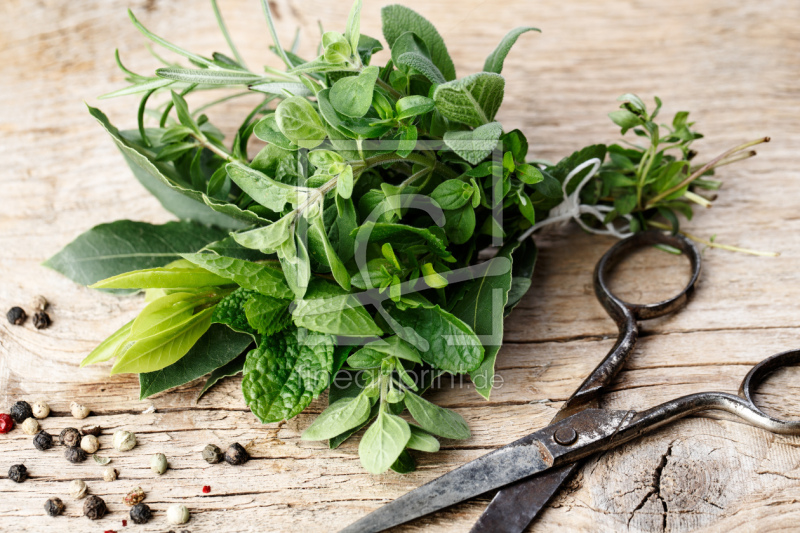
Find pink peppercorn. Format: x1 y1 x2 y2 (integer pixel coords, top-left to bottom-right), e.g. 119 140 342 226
202 485 211 494
122 520 127 526
0 414 13 433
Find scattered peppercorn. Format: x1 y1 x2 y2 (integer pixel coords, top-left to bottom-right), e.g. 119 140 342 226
10 401 32 423
31 400 50 419
166 504 190 525
70 401 90 419
33 311 51 329
32 295 47 312
150 453 168 475
103 467 118 482
202 485 210 494
113 430 136 451
81 434 100 454
33 430 54 451
122 519 127 527
69 479 88 499
0 413 13 433
202 443 224 464
129 503 152 524
65 446 87 463
8 464 27 483
83 495 107 520
20 417 39 435
123 486 145 506
224 442 249 465
7 307 26 325
80 424 102 436
44 497 65 517
60 427 81 447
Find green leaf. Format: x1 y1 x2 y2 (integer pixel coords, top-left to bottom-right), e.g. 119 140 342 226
80 319 134 367
292 279 382 337
309 218 351 291
156 67 264 85
249 81 313 97
483 27 540 74
212 288 259 337
337 164 354 199
89 267 231 290
517 163 544 185
451 242 516 399
233 213 295 254
131 291 205 337
390 449 417 473
443 121 503 165
395 124 417 158
202 235 269 261
406 424 440 452
506 239 537 312
334 195 358 263
197 352 246 401
404 391 470 439
444 204 476 245
359 411 411 474
433 73 505 128
253 115 299 150
344 0 363 60
44 220 227 291
99 77 175 99
395 52 446 86
275 96 327 149
608 109 643 131
364 335 422 363
111 307 214 374
244 294 291 336
139 324 253 399
381 5 456 81
330 66 379 118
170 91 201 135
127 9 215 68
390 305 484 374
279 233 311 299
421 263 448 289
241 328 335 422
354 222 451 259
225 163 303 212
181 253 292 299
301 394 371 441
396 95 435 121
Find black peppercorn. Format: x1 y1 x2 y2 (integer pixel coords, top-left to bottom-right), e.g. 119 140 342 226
33 311 52 330
130 503 153 524
83 495 107 520
10 400 33 423
65 446 87 463
8 464 27 483
7 307 26 325
33 430 53 451
59 427 81 447
202 443 224 464
224 442 249 465
44 497 65 517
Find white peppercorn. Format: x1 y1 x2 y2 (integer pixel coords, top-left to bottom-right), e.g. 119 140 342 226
70 402 90 419
113 430 136 451
80 434 100 454
102 467 118 482
166 503 190 525
69 479 88 499
151 453 169 475
31 400 50 419
32 295 48 312
20 417 40 435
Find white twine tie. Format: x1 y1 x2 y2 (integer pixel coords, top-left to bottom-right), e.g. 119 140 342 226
517 158 633 242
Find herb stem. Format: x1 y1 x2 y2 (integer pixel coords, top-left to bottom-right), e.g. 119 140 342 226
648 221 779 257
376 77 403 99
191 133 246 163
352 152 458 180
211 0 248 68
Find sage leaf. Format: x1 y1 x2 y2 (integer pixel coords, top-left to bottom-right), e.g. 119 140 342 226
181 253 292 299
443 122 503 165
433 73 505 128
395 52 445 85
111 307 214 374
483 27 540 74
344 0 363 58
404 391 470 439
301 394 371 441
358 411 411 474
390 305 483 374
279 233 311 299
241 328 335 422
275 96 327 149
139 324 253 399
80 319 134 367
381 4 456 81
330 66 379 118
309 218 351 291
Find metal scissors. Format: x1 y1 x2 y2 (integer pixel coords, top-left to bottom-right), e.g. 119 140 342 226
340 230 800 533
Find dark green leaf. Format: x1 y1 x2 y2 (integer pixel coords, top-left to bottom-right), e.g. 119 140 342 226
381 5 456 81
181 253 292 299
197 352 246 401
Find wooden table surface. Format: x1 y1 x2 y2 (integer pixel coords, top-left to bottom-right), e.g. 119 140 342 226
2 0 800 531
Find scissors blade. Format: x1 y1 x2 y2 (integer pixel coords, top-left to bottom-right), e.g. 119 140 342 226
340 409 631 533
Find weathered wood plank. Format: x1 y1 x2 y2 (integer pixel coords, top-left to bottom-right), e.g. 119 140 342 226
2 0 800 531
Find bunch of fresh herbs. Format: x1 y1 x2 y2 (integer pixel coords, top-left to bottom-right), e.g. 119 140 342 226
45 0 767 474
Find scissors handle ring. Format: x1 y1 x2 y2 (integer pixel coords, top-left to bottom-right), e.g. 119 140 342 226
594 231 702 322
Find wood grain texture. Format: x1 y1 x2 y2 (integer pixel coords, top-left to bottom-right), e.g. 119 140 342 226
1 0 800 531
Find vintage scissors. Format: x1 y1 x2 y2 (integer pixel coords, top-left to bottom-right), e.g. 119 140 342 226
340 230 800 533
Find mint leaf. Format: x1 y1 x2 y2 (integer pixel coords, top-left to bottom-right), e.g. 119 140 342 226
483 27 540 74
241 328 335 422
139 324 253 399
404 391 470 439
244 294 291 336
292 279 382 337
443 121 503 165
433 73 505 128
44 220 227 292
212 288 259 337
381 4 456 81
181 253 292 299
359 411 411 474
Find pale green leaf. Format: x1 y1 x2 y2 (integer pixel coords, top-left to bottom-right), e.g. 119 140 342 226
442 121 503 165
483 27 540 74
433 73 505 128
